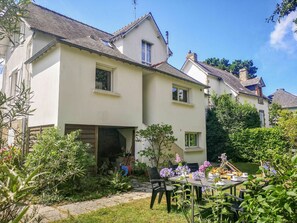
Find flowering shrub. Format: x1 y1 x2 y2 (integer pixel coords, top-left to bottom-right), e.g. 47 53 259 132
198 160 212 172
159 168 175 178
192 170 202 180
0 146 21 166
175 165 191 176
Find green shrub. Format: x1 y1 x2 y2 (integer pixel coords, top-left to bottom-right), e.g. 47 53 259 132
241 151 297 222
229 127 289 162
25 128 95 198
0 164 41 222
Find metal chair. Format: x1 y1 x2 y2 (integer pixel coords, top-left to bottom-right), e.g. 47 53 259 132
147 167 175 213
225 189 245 221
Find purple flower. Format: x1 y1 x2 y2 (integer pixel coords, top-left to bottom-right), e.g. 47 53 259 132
192 171 201 180
175 165 191 176
160 168 175 178
199 160 212 173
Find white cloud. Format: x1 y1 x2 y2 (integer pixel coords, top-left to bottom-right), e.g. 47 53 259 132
269 11 297 52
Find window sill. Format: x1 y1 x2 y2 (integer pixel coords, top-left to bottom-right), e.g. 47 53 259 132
172 100 194 107
93 89 120 97
184 147 204 152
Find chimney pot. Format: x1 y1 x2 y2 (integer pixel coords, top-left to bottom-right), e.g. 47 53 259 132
239 68 248 82
186 50 197 62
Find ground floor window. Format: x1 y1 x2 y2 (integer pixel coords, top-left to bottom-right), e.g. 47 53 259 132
185 132 199 148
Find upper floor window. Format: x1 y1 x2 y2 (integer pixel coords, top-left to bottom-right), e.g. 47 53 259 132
185 132 199 148
95 68 111 91
142 41 151 65
172 85 189 103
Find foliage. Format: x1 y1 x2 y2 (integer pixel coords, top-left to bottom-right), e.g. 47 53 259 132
206 94 261 161
204 58 258 78
136 123 177 168
0 0 31 44
25 128 95 199
131 160 147 176
109 171 132 192
269 103 282 126
229 127 289 162
240 150 297 222
277 110 297 150
0 164 41 223
0 146 22 168
268 0 297 25
0 82 34 148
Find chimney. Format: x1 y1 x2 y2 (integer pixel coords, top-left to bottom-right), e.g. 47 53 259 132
186 50 197 62
239 68 248 82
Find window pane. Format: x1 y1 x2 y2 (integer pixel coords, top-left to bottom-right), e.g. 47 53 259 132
146 44 151 64
142 42 145 62
181 89 188 102
185 134 189 147
172 87 178 100
96 68 111 91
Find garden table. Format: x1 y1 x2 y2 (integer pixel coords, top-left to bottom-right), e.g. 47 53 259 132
169 176 247 223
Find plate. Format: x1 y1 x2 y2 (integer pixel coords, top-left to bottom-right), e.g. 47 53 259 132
216 181 225 186
241 175 248 178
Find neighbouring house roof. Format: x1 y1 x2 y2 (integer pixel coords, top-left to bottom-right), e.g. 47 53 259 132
153 62 209 87
269 89 297 109
24 3 203 87
241 77 265 87
189 59 266 98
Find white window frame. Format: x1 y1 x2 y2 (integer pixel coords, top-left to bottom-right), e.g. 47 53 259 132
142 41 152 65
172 85 189 103
95 67 112 91
185 132 199 148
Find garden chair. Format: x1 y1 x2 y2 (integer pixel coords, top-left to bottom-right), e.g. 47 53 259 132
147 167 175 213
187 162 199 172
225 189 245 221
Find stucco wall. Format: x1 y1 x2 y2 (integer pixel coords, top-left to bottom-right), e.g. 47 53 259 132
238 94 270 127
115 19 168 65
143 72 207 164
29 46 61 127
58 45 143 133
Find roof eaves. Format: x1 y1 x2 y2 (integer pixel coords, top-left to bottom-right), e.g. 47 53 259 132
25 40 58 64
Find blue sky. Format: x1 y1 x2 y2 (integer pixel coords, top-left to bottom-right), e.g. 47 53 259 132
31 0 297 95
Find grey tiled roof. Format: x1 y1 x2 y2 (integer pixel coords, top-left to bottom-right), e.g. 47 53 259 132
154 62 208 87
194 61 263 98
24 4 201 86
241 77 264 87
269 89 297 108
25 3 112 40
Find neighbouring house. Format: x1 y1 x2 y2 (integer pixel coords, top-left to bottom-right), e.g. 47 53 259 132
269 89 297 112
0 3 208 166
181 51 270 127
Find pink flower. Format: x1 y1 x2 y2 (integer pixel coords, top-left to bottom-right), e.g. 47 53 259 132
175 153 182 163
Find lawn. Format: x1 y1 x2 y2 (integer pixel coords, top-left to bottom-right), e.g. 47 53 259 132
53 198 187 223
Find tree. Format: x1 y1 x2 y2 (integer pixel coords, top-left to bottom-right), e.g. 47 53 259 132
268 0 297 25
0 82 34 148
136 124 177 168
206 94 261 161
269 103 282 126
0 0 31 44
204 57 258 79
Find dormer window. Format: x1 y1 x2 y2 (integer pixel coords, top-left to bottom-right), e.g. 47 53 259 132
142 41 151 65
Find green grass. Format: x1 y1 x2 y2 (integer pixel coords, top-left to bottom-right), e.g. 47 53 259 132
233 162 259 174
53 198 187 223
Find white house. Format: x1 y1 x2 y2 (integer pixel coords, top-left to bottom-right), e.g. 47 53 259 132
0 3 208 166
182 52 270 127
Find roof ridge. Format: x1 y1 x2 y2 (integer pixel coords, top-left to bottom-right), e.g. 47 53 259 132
112 12 151 36
277 88 297 97
30 2 113 37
